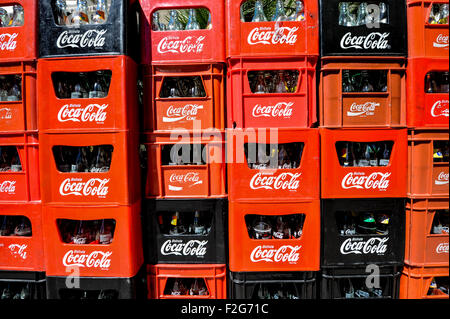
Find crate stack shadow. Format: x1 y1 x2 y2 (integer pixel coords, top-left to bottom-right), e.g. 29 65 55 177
226 0 321 299
399 0 449 300
0 1 45 300
139 0 228 299
318 0 408 299
37 0 145 300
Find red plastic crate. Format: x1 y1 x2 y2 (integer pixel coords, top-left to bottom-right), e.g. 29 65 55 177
37 56 138 133
0 132 39 202
39 131 141 205
400 264 449 299
320 128 408 199
228 200 320 272
227 56 318 129
408 129 449 198
226 0 319 58
0 61 37 133
0 202 44 272
143 132 226 199
147 264 227 299
139 0 226 65
143 63 225 132
227 128 320 202
405 198 449 267
407 0 449 58
42 202 143 278
0 0 37 62
407 57 449 128
320 57 407 128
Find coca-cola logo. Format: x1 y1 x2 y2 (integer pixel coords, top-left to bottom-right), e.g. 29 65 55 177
435 172 449 185
59 178 110 197
431 100 449 118
157 36 205 54
168 172 202 191
340 237 389 255
57 104 108 123
0 107 12 120
62 250 112 269
56 29 107 49
8 244 27 260
436 243 449 254
250 245 301 263
250 172 301 191
248 27 299 46
0 33 18 51
341 172 391 191
433 34 449 48
163 104 203 123
252 102 294 118
161 239 208 257
0 181 16 194
347 102 380 117
340 32 390 50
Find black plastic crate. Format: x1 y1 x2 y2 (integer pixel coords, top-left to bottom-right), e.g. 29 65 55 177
319 265 402 299
45 266 147 300
38 0 139 59
0 271 46 300
143 199 227 264
319 0 407 56
229 271 317 299
321 199 406 268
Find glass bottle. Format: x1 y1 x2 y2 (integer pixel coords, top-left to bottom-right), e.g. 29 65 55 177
167 10 183 31
254 71 267 94
252 0 268 22
99 219 112 245
152 12 161 31
169 212 187 235
190 77 203 97
14 217 31 236
171 279 186 295
356 2 369 26
206 12 212 29
272 216 290 239
342 70 355 92
10 5 25 27
0 216 10 236
361 70 374 92
7 83 21 102
71 83 83 99
379 143 390 166
92 0 107 24
192 211 205 235
55 0 69 26
438 4 449 24
185 9 200 30
71 0 90 26
275 71 287 93
252 216 272 239
425 73 434 93
0 8 9 27
272 0 288 22
429 4 439 24
72 221 88 244
379 2 388 24
338 2 354 27
440 72 449 93
292 1 305 21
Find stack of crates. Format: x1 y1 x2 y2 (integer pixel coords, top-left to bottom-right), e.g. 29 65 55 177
0 1 46 300
226 0 321 299
37 0 145 299
400 0 449 299
139 0 228 299
318 0 408 299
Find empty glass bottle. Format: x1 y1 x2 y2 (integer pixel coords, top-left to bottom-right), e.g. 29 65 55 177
167 10 183 31
291 0 305 21
10 5 25 26
272 0 288 22
92 0 107 24
71 0 90 26
252 0 268 22
356 2 369 26
185 9 200 30
361 70 374 92
338 2 355 27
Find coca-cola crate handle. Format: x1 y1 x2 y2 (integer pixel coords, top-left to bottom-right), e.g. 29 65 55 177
319 0 407 56
39 0 138 59
0 1 37 61
140 0 225 64
226 0 319 57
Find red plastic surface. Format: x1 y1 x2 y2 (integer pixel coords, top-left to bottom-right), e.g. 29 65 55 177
227 56 318 129
139 0 226 64
0 202 44 272
400 264 449 299
42 202 143 278
37 56 139 133
320 128 408 199
227 128 320 202
39 131 141 205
